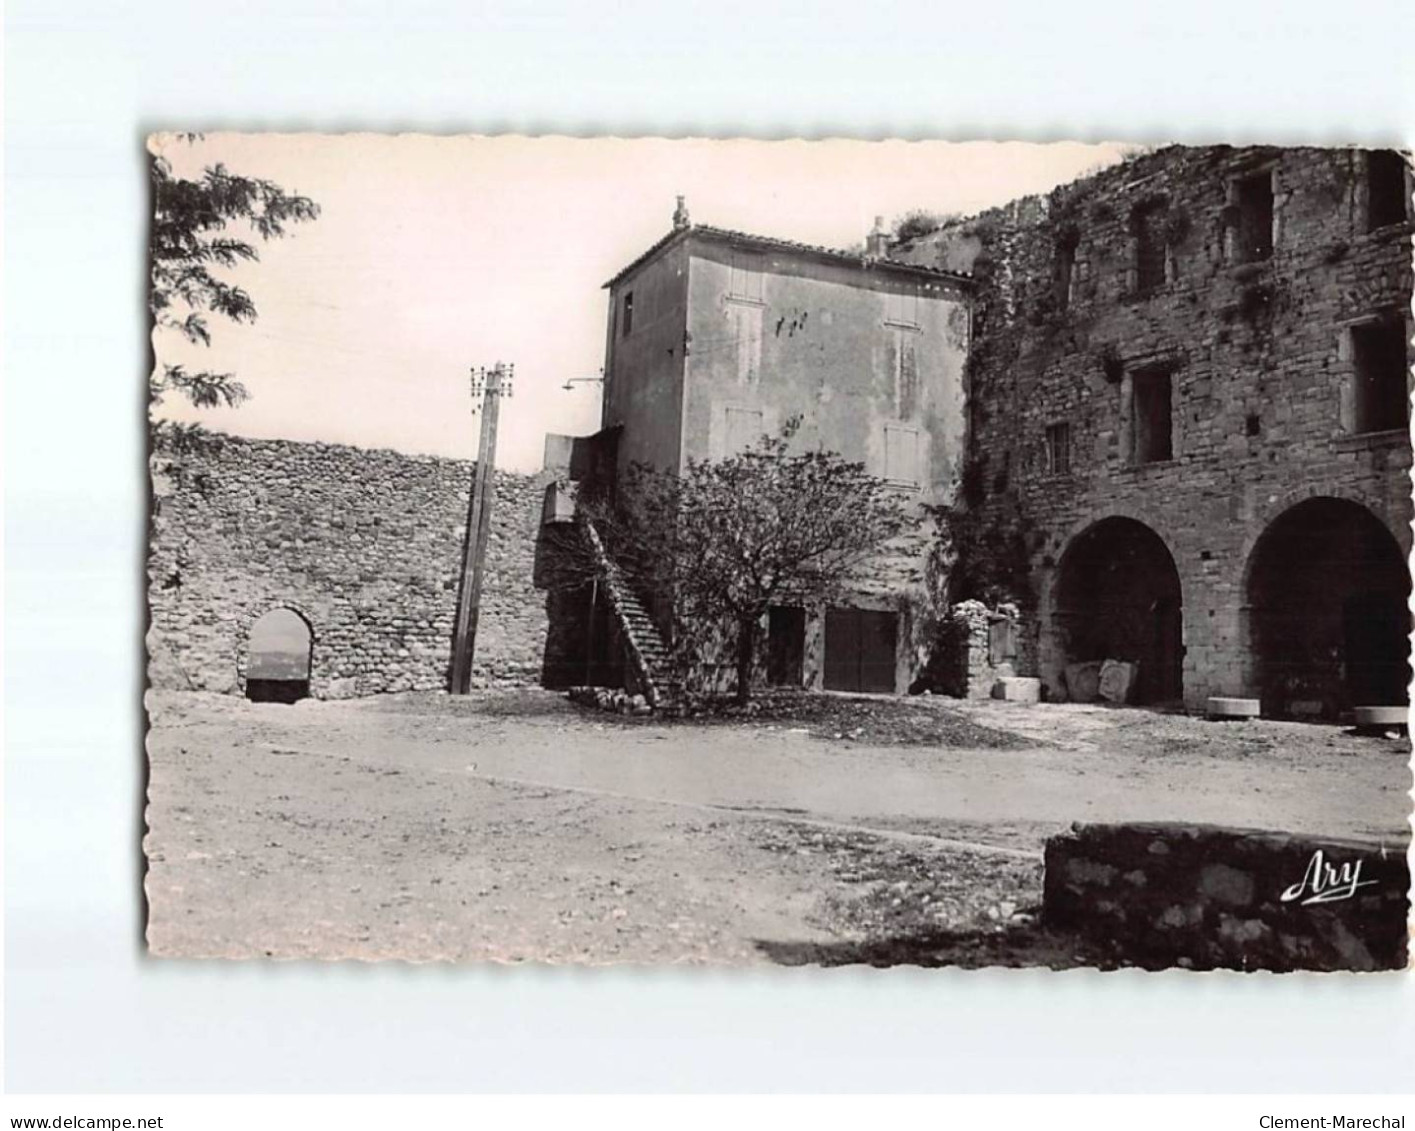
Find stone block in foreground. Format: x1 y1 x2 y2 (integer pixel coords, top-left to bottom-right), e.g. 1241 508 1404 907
1353 706 1408 729
992 676 1041 703
1206 696 1260 719
1043 823 1411 971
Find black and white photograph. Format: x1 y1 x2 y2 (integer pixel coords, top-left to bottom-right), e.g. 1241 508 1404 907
143 133 1412 972
9 0 1415 1114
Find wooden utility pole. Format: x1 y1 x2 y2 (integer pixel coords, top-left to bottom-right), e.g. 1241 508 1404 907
450 361 512 694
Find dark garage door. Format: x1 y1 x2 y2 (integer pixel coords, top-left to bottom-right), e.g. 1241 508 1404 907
824 607 898 693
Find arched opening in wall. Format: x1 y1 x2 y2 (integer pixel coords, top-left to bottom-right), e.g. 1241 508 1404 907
1055 517 1184 705
1246 498 1410 719
246 608 313 703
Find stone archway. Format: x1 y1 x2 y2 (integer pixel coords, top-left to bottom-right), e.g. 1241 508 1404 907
1054 516 1184 705
1245 497 1410 718
245 607 314 703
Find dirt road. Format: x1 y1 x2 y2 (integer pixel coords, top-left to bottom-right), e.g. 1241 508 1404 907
144 690 1410 965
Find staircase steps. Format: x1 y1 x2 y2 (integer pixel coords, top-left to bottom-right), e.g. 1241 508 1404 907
579 519 676 708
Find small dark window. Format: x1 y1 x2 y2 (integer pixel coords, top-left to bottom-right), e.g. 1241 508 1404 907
622 291 634 337
1132 367 1173 464
767 606 806 687
1245 413 1261 437
1367 150 1409 231
1045 422 1071 475
1133 204 1166 294
1234 171 1274 262
1054 241 1077 310
1352 318 1409 434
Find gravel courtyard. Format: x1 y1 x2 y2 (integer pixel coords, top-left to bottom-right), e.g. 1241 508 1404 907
143 689 1412 966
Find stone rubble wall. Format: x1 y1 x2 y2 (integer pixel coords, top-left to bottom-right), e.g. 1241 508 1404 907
1043 822 1411 971
147 430 554 698
894 146 1413 709
931 600 1024 698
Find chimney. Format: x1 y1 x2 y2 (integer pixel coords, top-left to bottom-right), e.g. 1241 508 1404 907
672 195 691 231
865 214 890 258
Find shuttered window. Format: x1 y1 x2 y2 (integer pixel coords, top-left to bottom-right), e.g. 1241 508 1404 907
894 331 919 418
884 424 921 487
730 303 763 386
885 288 920 327
729 254 765 302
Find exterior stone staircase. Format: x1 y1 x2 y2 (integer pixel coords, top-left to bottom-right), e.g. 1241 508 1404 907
579 519 676 709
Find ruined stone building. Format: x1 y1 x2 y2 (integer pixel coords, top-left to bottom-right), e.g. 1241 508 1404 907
542 204 975 695
893 145 1412 715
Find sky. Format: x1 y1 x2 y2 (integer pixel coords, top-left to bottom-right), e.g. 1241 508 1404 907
247 607 313 674
152 134 1130 472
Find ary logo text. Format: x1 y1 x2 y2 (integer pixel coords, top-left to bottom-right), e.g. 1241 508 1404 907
1279 849 1379 906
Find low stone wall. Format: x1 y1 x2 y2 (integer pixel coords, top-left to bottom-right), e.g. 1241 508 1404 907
1043 822 1411 971
147 430 554 698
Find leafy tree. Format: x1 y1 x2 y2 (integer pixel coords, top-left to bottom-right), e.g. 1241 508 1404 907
569 420 916 704
149 139 319 413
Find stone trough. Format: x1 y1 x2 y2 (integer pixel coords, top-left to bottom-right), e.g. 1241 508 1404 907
1206 696 1261 720
1352 705 1408 735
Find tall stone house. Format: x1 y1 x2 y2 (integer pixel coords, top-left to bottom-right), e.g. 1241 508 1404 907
541 203 974 696
892 145 1412 716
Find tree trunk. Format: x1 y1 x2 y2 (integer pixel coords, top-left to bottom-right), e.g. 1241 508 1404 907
734 617 757 706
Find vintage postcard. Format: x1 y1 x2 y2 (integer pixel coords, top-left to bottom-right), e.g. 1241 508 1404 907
144 134 1413 969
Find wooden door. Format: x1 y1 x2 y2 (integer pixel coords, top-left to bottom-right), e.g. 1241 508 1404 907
824 608 898 693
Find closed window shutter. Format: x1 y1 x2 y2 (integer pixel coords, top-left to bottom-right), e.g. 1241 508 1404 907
886 289 919 326
896 331 919 417
732 304 762 386
730 255 765 301
884 424 921 485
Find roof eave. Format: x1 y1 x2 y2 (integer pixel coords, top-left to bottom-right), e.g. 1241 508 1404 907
601 226 693 290
692 226 973 287
601 223 975 291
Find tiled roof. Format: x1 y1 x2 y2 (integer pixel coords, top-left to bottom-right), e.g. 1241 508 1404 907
601 223 974 289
